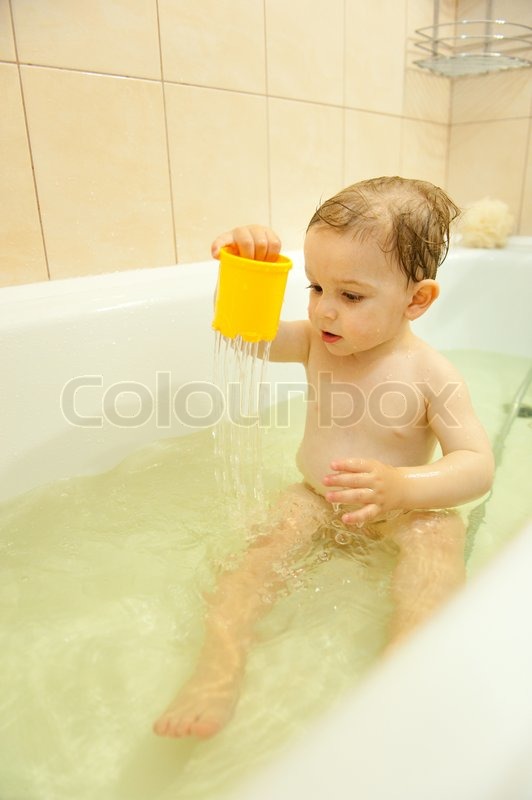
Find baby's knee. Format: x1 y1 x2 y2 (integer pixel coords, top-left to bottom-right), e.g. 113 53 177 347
392 509 466 553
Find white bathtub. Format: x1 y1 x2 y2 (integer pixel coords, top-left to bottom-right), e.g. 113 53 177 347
1 238 532 799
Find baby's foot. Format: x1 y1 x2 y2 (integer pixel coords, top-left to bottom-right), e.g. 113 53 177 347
153 668 244 739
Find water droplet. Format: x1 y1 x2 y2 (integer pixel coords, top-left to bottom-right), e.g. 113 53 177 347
335 531 351 545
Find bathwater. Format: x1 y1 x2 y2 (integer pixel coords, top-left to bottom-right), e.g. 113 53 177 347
1 350 531 800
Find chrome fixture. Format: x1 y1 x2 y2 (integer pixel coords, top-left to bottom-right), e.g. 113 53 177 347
413 1 532 78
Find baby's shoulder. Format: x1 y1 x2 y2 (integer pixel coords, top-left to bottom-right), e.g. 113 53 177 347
409 336 467 389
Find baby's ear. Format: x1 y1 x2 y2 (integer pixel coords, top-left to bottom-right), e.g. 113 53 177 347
405 279 439 320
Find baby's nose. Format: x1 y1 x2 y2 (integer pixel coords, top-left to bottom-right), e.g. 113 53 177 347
316 296 337 320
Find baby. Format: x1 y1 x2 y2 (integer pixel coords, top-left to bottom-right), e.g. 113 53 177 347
154 176 494 739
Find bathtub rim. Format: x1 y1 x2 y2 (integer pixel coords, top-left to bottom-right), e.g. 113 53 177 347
1 234 531 303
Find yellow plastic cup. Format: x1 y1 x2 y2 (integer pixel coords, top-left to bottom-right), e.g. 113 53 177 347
212 247 292 342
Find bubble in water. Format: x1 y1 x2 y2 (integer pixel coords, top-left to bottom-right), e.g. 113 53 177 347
334 531 352 545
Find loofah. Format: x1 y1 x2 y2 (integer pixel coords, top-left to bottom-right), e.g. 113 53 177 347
458 197 514 249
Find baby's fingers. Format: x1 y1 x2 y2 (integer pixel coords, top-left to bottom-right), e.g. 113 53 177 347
330 458 374 474
238 225 281 262
323 471 370 490
341 504 380 527
325 488 375 506
211 225 281 262
211 231 239 259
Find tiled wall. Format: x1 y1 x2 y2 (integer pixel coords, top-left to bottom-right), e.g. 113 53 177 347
0 0 530 287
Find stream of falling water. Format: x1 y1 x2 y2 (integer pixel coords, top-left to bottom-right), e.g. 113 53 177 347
212 331 272 525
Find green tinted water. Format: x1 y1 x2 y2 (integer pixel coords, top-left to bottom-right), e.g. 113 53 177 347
1 351 531 800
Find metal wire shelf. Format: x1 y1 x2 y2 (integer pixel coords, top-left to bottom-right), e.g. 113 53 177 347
413 19 532 78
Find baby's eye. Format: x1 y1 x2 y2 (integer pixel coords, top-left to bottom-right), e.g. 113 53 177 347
306 283 322 294
342 291 363 303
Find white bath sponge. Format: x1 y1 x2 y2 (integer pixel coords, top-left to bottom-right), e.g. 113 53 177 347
458 197 514 248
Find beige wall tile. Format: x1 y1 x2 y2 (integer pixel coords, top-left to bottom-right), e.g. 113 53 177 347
403 68 451 123
401 119 448 187
447 119 529 218
269 98 344 249
345 110 402 184
407 0 456 33
20 66 174 279
0 64 47 286
11 0 160 78
452 70 532 124
496 0 532 25
456 0 485 16
500 0 532 25
159 0 265 93
0 1 16 61
165 84 269 262
518 127 532 235
345 0 406 115
266 0 344 105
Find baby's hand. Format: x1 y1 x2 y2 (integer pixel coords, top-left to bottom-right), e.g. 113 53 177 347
323 458 406 526
211 225 281 263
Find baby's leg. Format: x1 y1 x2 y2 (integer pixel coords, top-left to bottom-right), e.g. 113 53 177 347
386 510 466 646
153 484 327 739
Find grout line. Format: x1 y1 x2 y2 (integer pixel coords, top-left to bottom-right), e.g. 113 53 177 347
9 1 51 281
444 112 452 191
444 27 455 194
0 58 478 124
450 114 532 125
3 58 275 95
445 66 455 190
263 0 273 228
5 59 162 84
155 0 178 264
6 55 532 128
341 0 347 184
399 0 409 177
516 113 531 233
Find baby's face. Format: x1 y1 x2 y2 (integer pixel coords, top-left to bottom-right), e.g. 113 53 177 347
303 225 416 357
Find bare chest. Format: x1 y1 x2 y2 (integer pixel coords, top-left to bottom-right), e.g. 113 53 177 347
302 341 438 465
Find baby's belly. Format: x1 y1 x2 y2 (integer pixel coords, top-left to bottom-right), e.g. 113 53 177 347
296 421 435 498
295 457 328 498
296 434 359 498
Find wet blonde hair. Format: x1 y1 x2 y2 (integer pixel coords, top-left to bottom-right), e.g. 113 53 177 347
307 176 461 281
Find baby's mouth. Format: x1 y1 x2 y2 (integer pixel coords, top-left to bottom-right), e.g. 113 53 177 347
321 330 342 343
